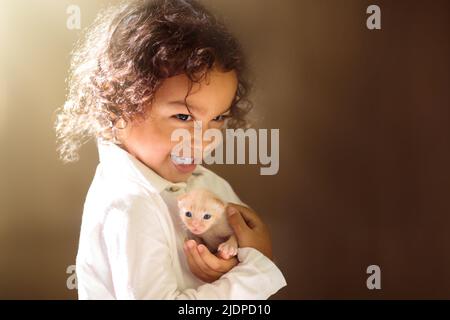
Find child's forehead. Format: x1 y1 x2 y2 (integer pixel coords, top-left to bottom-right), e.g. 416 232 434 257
153 70 238 115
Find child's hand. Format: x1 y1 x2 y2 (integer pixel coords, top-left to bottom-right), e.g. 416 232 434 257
183 240 238 283
226 203 273 260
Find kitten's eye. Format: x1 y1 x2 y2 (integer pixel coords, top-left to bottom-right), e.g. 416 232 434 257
173 114 193 122
185 211 192 218
203 213 212 220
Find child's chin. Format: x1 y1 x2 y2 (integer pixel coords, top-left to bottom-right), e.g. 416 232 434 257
166 169 192 184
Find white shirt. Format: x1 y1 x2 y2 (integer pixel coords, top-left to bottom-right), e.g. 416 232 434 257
76 140 287 299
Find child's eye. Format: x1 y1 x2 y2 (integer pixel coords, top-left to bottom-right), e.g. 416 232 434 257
185 211 192 218
213 114 230 122
173 114 193 122
203 213 212 220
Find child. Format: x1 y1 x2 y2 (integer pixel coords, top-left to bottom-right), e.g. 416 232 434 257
55 0 286 299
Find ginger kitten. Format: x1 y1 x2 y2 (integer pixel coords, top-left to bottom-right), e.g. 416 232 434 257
177 188 238 260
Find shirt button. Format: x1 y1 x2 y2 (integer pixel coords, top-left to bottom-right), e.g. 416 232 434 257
168 186 180 192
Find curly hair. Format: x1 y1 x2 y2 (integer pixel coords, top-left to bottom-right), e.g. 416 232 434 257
55 0 252 163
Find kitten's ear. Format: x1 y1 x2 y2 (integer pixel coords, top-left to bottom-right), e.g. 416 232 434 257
177 193 189 207
177 193 189 201
211 197 225 212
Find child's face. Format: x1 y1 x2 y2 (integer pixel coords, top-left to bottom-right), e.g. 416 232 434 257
122 68 238 183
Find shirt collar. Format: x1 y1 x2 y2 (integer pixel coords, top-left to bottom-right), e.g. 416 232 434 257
96 139 203 194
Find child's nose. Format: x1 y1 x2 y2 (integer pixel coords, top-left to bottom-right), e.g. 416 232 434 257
185 122 222 159
191 137 220 154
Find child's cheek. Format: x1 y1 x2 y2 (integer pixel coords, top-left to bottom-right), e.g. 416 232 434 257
165 124 193 155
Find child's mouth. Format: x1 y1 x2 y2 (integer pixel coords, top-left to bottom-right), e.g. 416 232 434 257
171 154 194 165
171 154 196 173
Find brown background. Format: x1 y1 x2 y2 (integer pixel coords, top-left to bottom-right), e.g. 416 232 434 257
0 0 449 299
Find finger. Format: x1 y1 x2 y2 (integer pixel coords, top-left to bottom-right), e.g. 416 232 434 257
227 203 263 229
184 242 217 283
226 206 251 237
228 203 263 227
184 242 203 277
198 244 238 273
186 240 222 279
183 240 199 271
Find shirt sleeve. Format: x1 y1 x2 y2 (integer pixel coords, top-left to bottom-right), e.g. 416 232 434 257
102 195 287 300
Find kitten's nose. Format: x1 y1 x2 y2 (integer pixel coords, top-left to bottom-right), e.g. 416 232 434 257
192 220 200 227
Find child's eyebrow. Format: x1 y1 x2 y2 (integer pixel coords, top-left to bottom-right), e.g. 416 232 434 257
167 100 191 108
167 100 232 116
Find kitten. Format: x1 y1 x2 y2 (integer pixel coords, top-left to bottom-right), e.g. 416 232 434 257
176 188 238 260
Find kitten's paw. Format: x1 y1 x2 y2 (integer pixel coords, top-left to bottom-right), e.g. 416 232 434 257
218 242 238 260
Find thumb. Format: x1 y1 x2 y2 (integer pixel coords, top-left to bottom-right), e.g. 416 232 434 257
226 206 250 238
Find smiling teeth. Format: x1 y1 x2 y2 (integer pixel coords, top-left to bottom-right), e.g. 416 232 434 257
171 154 194 165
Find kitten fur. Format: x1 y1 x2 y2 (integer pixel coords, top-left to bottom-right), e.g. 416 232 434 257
177 188 238 259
